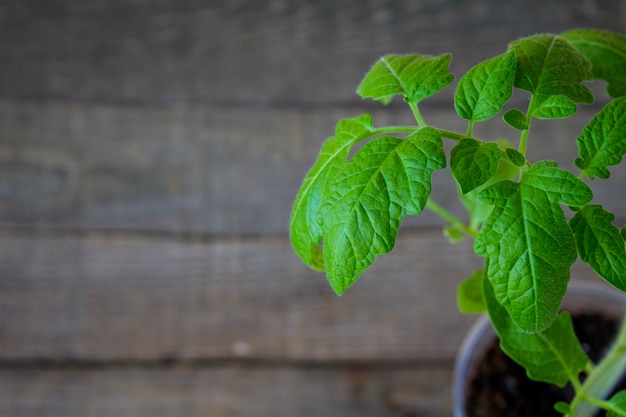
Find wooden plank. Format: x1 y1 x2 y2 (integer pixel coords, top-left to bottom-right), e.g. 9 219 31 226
2 101 625 233
0 365 453 417
0 229 606 362
0 229 483 361
0 1 622 104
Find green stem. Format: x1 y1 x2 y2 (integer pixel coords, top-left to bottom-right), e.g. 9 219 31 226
518 127 530 156
581 396 626 417
516 97 536 180
467 120 475 137
425 198 478 238
438 128 466 141
571 312 626 417
518 99 534 157
372 126 419 136
409 101 427 128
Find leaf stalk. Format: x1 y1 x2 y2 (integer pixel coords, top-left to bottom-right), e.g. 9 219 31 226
426 198 478 238
570 312 626 417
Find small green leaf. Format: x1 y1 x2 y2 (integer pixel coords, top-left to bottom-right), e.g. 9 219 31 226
475 161 592 332
533 95 578 119
320 127 446 294
484 278 588 387
522 161 593 205
451 138 502 194
357 54 454 105
454 50 515 122
607 391 626 417
460 147 518 230
621 226 626 241
554 402 571 414
290 115 374 269
503 109 528 130
563 29 626 99
443 225 465 244
570 205 626 290
505 148 526 167
509 34 593 116
576 96 626 179
457 269 486 314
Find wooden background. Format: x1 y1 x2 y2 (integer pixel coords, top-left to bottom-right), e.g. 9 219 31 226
0 1 625 416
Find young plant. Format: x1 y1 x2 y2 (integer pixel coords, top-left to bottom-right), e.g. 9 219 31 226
289 29 626 416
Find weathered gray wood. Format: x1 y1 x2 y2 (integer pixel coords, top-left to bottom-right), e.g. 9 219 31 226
2 102 625 233
0 230 606 362
1 3 625 417
0 230 482 361
0 366 453 417
0 1 622 104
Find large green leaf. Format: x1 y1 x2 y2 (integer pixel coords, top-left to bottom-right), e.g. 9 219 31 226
562 29 626 99
475 161 592 332
356 54 454 105
451 138 502 194
320 127 446 294
509 34 593 117
575 96 626 179
570 205 626 290
484 277 588 387
454 50 515 122
290 115 374 269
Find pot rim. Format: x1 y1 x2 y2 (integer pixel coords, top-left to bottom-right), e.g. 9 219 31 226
452 281 626 417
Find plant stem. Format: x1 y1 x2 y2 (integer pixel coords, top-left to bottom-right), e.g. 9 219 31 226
438 128 465 141
570 312 626 417
425 198 478 238
409 101 427 128
518 127 530 156
580 396 626 417
372 126 420 136
467 120 475 137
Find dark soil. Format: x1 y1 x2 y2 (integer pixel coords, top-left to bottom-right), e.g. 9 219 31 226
465 312 625 417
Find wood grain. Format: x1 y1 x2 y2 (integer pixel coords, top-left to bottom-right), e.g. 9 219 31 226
0 230 482 361
2 102 625 234
0 366 453 417
1 2 625 416
0 0 623 105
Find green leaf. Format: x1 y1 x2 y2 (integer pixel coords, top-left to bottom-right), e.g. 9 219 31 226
570 205 626 290
457 269 486 314
451 138 502 194
505 148 526 167
554 402 571 415
575 96 626 179
320 127 446 294
290 115 375 269
356 54 454 105
484 278 588 387
621 226 626 241
503 109 528 130
533 95 578 119
562 29 626 99
509 34 593 116
454 51 515 122
475 161 592 332
459 146 518 230
607 391 626 417
443 224 465 244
